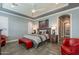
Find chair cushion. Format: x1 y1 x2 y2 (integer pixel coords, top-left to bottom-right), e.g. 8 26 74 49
61 38 79 55
63 38 70 46
1 35 7 40
69 38 79 46
61 45 72 54
0 40 4 44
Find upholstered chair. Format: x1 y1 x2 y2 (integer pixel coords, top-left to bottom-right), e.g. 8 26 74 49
61 38 79 55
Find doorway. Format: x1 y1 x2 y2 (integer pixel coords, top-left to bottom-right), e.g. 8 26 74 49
58 14 70 43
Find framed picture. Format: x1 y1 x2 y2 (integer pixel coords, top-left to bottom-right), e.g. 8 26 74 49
39 19 49 29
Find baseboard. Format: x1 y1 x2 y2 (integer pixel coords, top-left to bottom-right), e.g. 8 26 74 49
6 39 18 43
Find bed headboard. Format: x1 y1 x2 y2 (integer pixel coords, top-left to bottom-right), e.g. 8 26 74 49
38 28 51 39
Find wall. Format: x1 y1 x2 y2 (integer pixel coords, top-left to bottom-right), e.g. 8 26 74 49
35 7 79 38
8 15 29 41
0 12 31 41
0 6 79 42
28 21 33 34
70 8 79 38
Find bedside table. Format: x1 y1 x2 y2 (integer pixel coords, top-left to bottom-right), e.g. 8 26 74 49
50 35 58 43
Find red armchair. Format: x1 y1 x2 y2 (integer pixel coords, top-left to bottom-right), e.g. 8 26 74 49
0 35 7 47
61 38 79 55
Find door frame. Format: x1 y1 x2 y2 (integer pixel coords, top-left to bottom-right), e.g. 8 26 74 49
57 14 72 43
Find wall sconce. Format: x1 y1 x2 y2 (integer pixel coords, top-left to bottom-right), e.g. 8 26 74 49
51 26 56 30
32 25 37 34
51 25 57 35
32 25 37 30
33 27 36 30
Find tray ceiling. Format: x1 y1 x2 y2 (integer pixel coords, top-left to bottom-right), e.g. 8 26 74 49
2 3 68 18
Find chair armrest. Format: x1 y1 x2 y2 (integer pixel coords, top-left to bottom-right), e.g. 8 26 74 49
74 43 79 46
71 45 79 54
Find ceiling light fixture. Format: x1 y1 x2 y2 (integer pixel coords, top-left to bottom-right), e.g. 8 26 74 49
31 3 36 16
56 3 59 4
31 3 44 16
32 9 36 13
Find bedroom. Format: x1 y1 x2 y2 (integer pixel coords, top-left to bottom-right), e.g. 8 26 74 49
0 3 79 55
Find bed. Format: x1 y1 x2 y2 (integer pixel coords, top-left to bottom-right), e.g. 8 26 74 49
22 28 51 48
23 34 46 48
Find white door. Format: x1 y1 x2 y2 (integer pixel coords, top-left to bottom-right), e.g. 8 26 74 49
0 16 8 36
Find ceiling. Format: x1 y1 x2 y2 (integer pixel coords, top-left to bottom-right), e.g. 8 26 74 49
2 3 68 18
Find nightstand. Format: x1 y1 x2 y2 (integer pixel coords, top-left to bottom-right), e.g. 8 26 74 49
50 35 58 43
